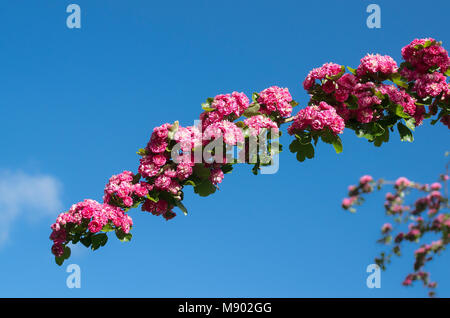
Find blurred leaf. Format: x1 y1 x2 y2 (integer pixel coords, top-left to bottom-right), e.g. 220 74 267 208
397 122 414 142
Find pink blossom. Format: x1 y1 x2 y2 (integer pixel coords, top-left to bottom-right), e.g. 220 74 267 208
359 175 373 185
244 115 279 136
288 102 345 135
356 54 398 77
395 177 411 188
257 86 293 117
210 169 224 185
303 63 344 90
51 243 64 257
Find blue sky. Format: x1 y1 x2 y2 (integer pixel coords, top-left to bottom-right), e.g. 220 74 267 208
0 0 449 297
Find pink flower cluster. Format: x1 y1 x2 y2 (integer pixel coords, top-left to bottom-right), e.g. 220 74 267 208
352 82 383 123
288 101 345 135
400 39 450 116
103 171 151 207
378 84 416 116
303 62 344 90
303 39 449 130
200 92 249 128
141 198 176 221
356 54 398 77
210 168 224 185
381 223 393 234
211 92 250 118
203 120 244 145
257 86 293 117
334 73 358 102
174 125 202 152
413 72 449 98
50 199 132 256
244 115 279 136
395 177 411 189
401 38 450 74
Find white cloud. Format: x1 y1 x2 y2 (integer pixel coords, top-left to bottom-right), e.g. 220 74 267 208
0 170 63 245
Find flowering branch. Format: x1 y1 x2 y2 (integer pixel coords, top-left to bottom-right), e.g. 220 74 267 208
50 37 450 273
342 159 450 297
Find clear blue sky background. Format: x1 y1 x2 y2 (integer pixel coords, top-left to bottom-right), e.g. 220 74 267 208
0 0 449 297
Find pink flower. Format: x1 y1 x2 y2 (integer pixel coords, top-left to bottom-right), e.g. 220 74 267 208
413 73 448 98
395 177 411 188
176 162 193 180
342 196 357 209
51 243 64 257
210 92 249 117
356 54 398 77
303 63 343 90
154 175 171 190
359 175 373 185
381 223 393 234
377 84 416 116
288 102 345 135
401 38 450 74
203 120 244 145
139 156 161 178
257 86 293 117
88 220 103 233
244 115 279 136
430 182 442 191
210 169 224 185
152 154 167 167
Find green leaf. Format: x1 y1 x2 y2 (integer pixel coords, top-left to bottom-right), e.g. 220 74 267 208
331 135 343 154
194 180 216 197
167 121 179 140
80 235 92 248
393 104 410 119
62 246 71 260
55 256 64 266
289 139 314 162
403 118 416 131
445 69 450 76
221 163 233 174
183 180 197 187
326 65 346 80
289 139 302 153
290 100 299 107
235 121 246 128
397 122 414 142
115 230 132 242
91 233 108 250
201 104 216 112
296 151 306 162
102 223 115 232
252 92 259 103
193 164 211 180
391 74 409 88
374 128 389 147
121 233 132 242
243 103 261 117
146 191 159 202
175 200 188 216
136 148 148 156
347 66 356 75
132 173 141 184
